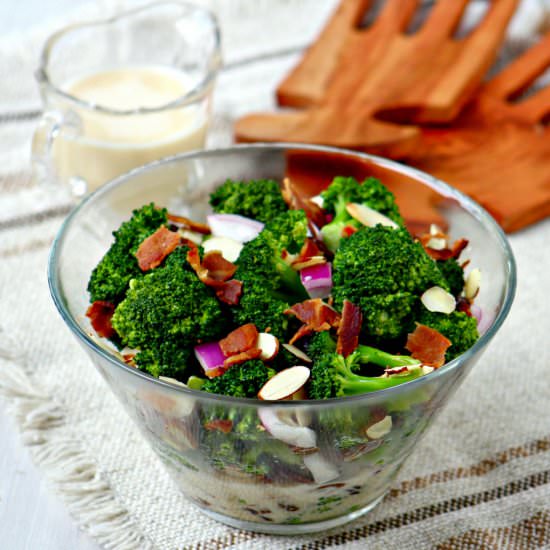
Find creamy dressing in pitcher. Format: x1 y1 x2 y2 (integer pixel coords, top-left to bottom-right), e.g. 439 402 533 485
53 65 208 193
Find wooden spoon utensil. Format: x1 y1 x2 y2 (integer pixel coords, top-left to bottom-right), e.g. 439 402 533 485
399 32 550 232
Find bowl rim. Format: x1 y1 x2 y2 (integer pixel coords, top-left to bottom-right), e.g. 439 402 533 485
48 142 517 407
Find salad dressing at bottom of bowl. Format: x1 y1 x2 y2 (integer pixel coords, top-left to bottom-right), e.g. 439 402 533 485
52 65 207 193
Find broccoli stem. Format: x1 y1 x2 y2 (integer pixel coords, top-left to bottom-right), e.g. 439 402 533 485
276 259 309 301
355 346 421 368
333 356 423 396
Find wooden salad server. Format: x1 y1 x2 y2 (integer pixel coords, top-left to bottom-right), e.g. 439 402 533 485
235 0 518 152
399 32 550 232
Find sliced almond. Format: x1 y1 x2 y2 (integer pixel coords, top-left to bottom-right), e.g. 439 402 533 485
309 194 324 208
421 286 456 314
365 415 392 440
177 228 204 245
202 236 243 263
465 268 481 301
421 365 435 375
303 452 340 484
258 366 310 401
256 332 279 361
159 376 187 387
430 223 444 236
282 343 312 364
292 256 327 271
426 237 447 250
346 203 399 229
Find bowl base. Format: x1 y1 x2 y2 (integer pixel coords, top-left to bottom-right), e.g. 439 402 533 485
199 491 388 535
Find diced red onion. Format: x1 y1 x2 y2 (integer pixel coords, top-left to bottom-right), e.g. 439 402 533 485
194 341 225 376
471 304 493 334
206 213 264 243
303 452 340 484
258 407 317 448
300 263 333 299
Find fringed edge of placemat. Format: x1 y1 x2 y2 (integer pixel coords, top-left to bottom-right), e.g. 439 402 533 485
0 328 152 550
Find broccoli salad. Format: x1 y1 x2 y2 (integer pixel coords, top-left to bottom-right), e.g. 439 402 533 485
86 175 480 398
85 175 483 525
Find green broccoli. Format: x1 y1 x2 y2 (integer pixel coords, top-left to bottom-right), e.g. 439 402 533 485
88 203 168 303
320 176 404 252
202 360 276 398
111 247 228 379
415 310 479 361
306 330 337 363
309 346 421 399
233 210 309 341
332 225 448 343
437 258 465 297
209 178 288 224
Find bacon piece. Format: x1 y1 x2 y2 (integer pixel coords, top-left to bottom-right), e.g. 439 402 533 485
204 366 226 379
456 296 473 316
187 248 243 305
291 238 327 270
282 177 327 230
336 300 362 357
419 232 469 261
202 252 237 282
167 212 211 235
136 226 181 271
86 300 116 339
215 279 243 306
284 298 341 344
405 324 451 368
204 419 233 433
223 347 262 368
219 323 259 356
342 225 358 238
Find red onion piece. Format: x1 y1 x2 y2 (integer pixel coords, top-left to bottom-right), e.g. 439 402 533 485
471 304 493 334
194 341 225 376
300 263 333 299
206 214 264 243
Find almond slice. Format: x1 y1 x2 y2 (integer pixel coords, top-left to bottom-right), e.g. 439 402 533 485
465 268 481 301
258 366 310 400
309 194 325 208
202 236 243 263
159 376 187 387
426 237 447 250
365 415 392 440
256 332 279 361
421 365 435 375
303 452 340 484
292 256 327 270
346 203 399 229
282 343 313 364
421 286 456 314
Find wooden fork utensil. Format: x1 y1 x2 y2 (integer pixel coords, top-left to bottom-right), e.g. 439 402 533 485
235 0 518 154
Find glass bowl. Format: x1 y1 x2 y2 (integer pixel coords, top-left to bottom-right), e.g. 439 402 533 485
48 144 516 534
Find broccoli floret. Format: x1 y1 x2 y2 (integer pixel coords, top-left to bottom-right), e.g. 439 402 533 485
134 342 194 379
309 345 421 399
306 330 337 363
437 258 465 297
202 360 276 398
415 310 479 361
209 178 288 224
111 247 228 379
332 226 448 343
88 203 168 303
233 211 309 341
320 176 405 252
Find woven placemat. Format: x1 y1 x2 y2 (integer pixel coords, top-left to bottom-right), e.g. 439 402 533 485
1 1 549 549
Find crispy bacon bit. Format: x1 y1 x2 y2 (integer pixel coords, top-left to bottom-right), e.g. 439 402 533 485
342 225 358 238
167 212 211 235
456 297 473 316
187 248 243 305
405 324 451 368
223 347 262 368
204 419 233 433
419 231 469 261
284 299 341 344
282 177 327 230
86 301 116 339
215 279 243 306
290 238 327 270
204 366 226 379
336 300 362 357
220 323 259 356
136 226 181 271
202 252 237 282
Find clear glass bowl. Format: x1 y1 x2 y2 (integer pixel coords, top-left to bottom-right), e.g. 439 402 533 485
48 144 516 534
